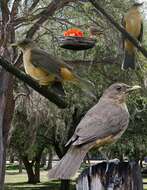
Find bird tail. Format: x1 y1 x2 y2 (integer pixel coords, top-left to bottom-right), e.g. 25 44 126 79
48 146 87 180
122 50 135 70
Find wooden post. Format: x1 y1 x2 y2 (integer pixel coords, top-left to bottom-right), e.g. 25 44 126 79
76 161 143 190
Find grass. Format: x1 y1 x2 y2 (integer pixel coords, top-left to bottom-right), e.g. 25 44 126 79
4 168 147 190
5 169 75 190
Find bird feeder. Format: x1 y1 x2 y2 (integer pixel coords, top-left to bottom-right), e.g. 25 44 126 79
58 28 96 50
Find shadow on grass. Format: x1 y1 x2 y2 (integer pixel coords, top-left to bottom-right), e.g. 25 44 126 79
5 181 76 190
5 182 60 190
5 172 24 175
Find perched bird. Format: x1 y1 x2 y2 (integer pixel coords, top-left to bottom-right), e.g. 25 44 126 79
11 39 94 96
48 83 141 179
89 26 103 38
122 2 143 70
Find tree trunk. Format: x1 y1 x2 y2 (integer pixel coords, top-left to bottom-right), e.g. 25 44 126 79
10 155 14 164
77 161 143 190
60 179 71 190
22 148 43 184
22 156 37 184
40 153 46 168
47 148 53 170
0 91 5 190
19 159 23 173
0 71 15 190
34 158 40 183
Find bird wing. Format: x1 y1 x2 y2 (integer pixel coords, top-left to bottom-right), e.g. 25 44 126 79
72 101 129 146
138 21 143 42
31 48 73 77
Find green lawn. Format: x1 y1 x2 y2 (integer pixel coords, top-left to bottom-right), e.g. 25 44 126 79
5 169 76 190
4 169 147 190
143 177 147 190
5 170 60 190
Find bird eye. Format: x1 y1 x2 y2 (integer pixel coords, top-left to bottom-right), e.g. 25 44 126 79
116 86 121 91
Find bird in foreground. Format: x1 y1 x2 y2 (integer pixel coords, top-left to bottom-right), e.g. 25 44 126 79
11 39 94 96
122 2 143 70
48 83 141 179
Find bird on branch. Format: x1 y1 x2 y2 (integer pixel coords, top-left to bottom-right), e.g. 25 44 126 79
122 2 143 70
11 39 95 96
48 83 141 179
89 25 104 38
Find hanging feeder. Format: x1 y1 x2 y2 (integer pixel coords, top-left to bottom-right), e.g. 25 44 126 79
58 28 96 51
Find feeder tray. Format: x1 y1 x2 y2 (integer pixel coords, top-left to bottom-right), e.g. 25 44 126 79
58 36 96 50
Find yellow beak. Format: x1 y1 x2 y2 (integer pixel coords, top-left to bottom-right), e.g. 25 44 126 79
126 85 141 92
10 43 18 47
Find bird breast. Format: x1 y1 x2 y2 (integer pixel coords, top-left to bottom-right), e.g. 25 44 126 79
23 49 55 85
125 11 142 38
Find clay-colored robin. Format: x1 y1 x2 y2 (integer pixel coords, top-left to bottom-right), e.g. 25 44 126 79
12 39 94 96
122 2 143 70
48 83 141 179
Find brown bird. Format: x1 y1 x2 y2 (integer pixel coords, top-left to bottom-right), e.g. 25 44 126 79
11 39 94 96
89 26 103 38
122 2 143 70
48 83 141 179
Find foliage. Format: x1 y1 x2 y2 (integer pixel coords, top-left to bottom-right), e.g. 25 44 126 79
5 169 76 190
6 0 147 182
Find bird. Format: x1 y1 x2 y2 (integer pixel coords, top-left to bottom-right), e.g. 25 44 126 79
11 39 94 96
48 83 141 179
89 26 103 38
122 2 143 70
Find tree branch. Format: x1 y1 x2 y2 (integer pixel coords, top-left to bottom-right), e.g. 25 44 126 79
28 0 40 12
0 57 67 109
26 0 77 38
89 0 147 58
11 0 21 18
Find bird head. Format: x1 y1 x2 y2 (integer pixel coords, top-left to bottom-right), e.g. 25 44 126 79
103 83 141 103
11 39 34 51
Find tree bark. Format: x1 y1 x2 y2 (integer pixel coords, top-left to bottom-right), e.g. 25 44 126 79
47 149 53 170
34 159 40 183
22 156 36 184
0 57 67 109
10 154 14 163
0 71 15 190
19 159 23 174
0 86 6 190
22 148 43 184
40 153 46 168
34 150 43 183
77 161 143 190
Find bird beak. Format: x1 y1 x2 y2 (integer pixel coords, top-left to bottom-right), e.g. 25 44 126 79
10 43 18 47
126 85 141 93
